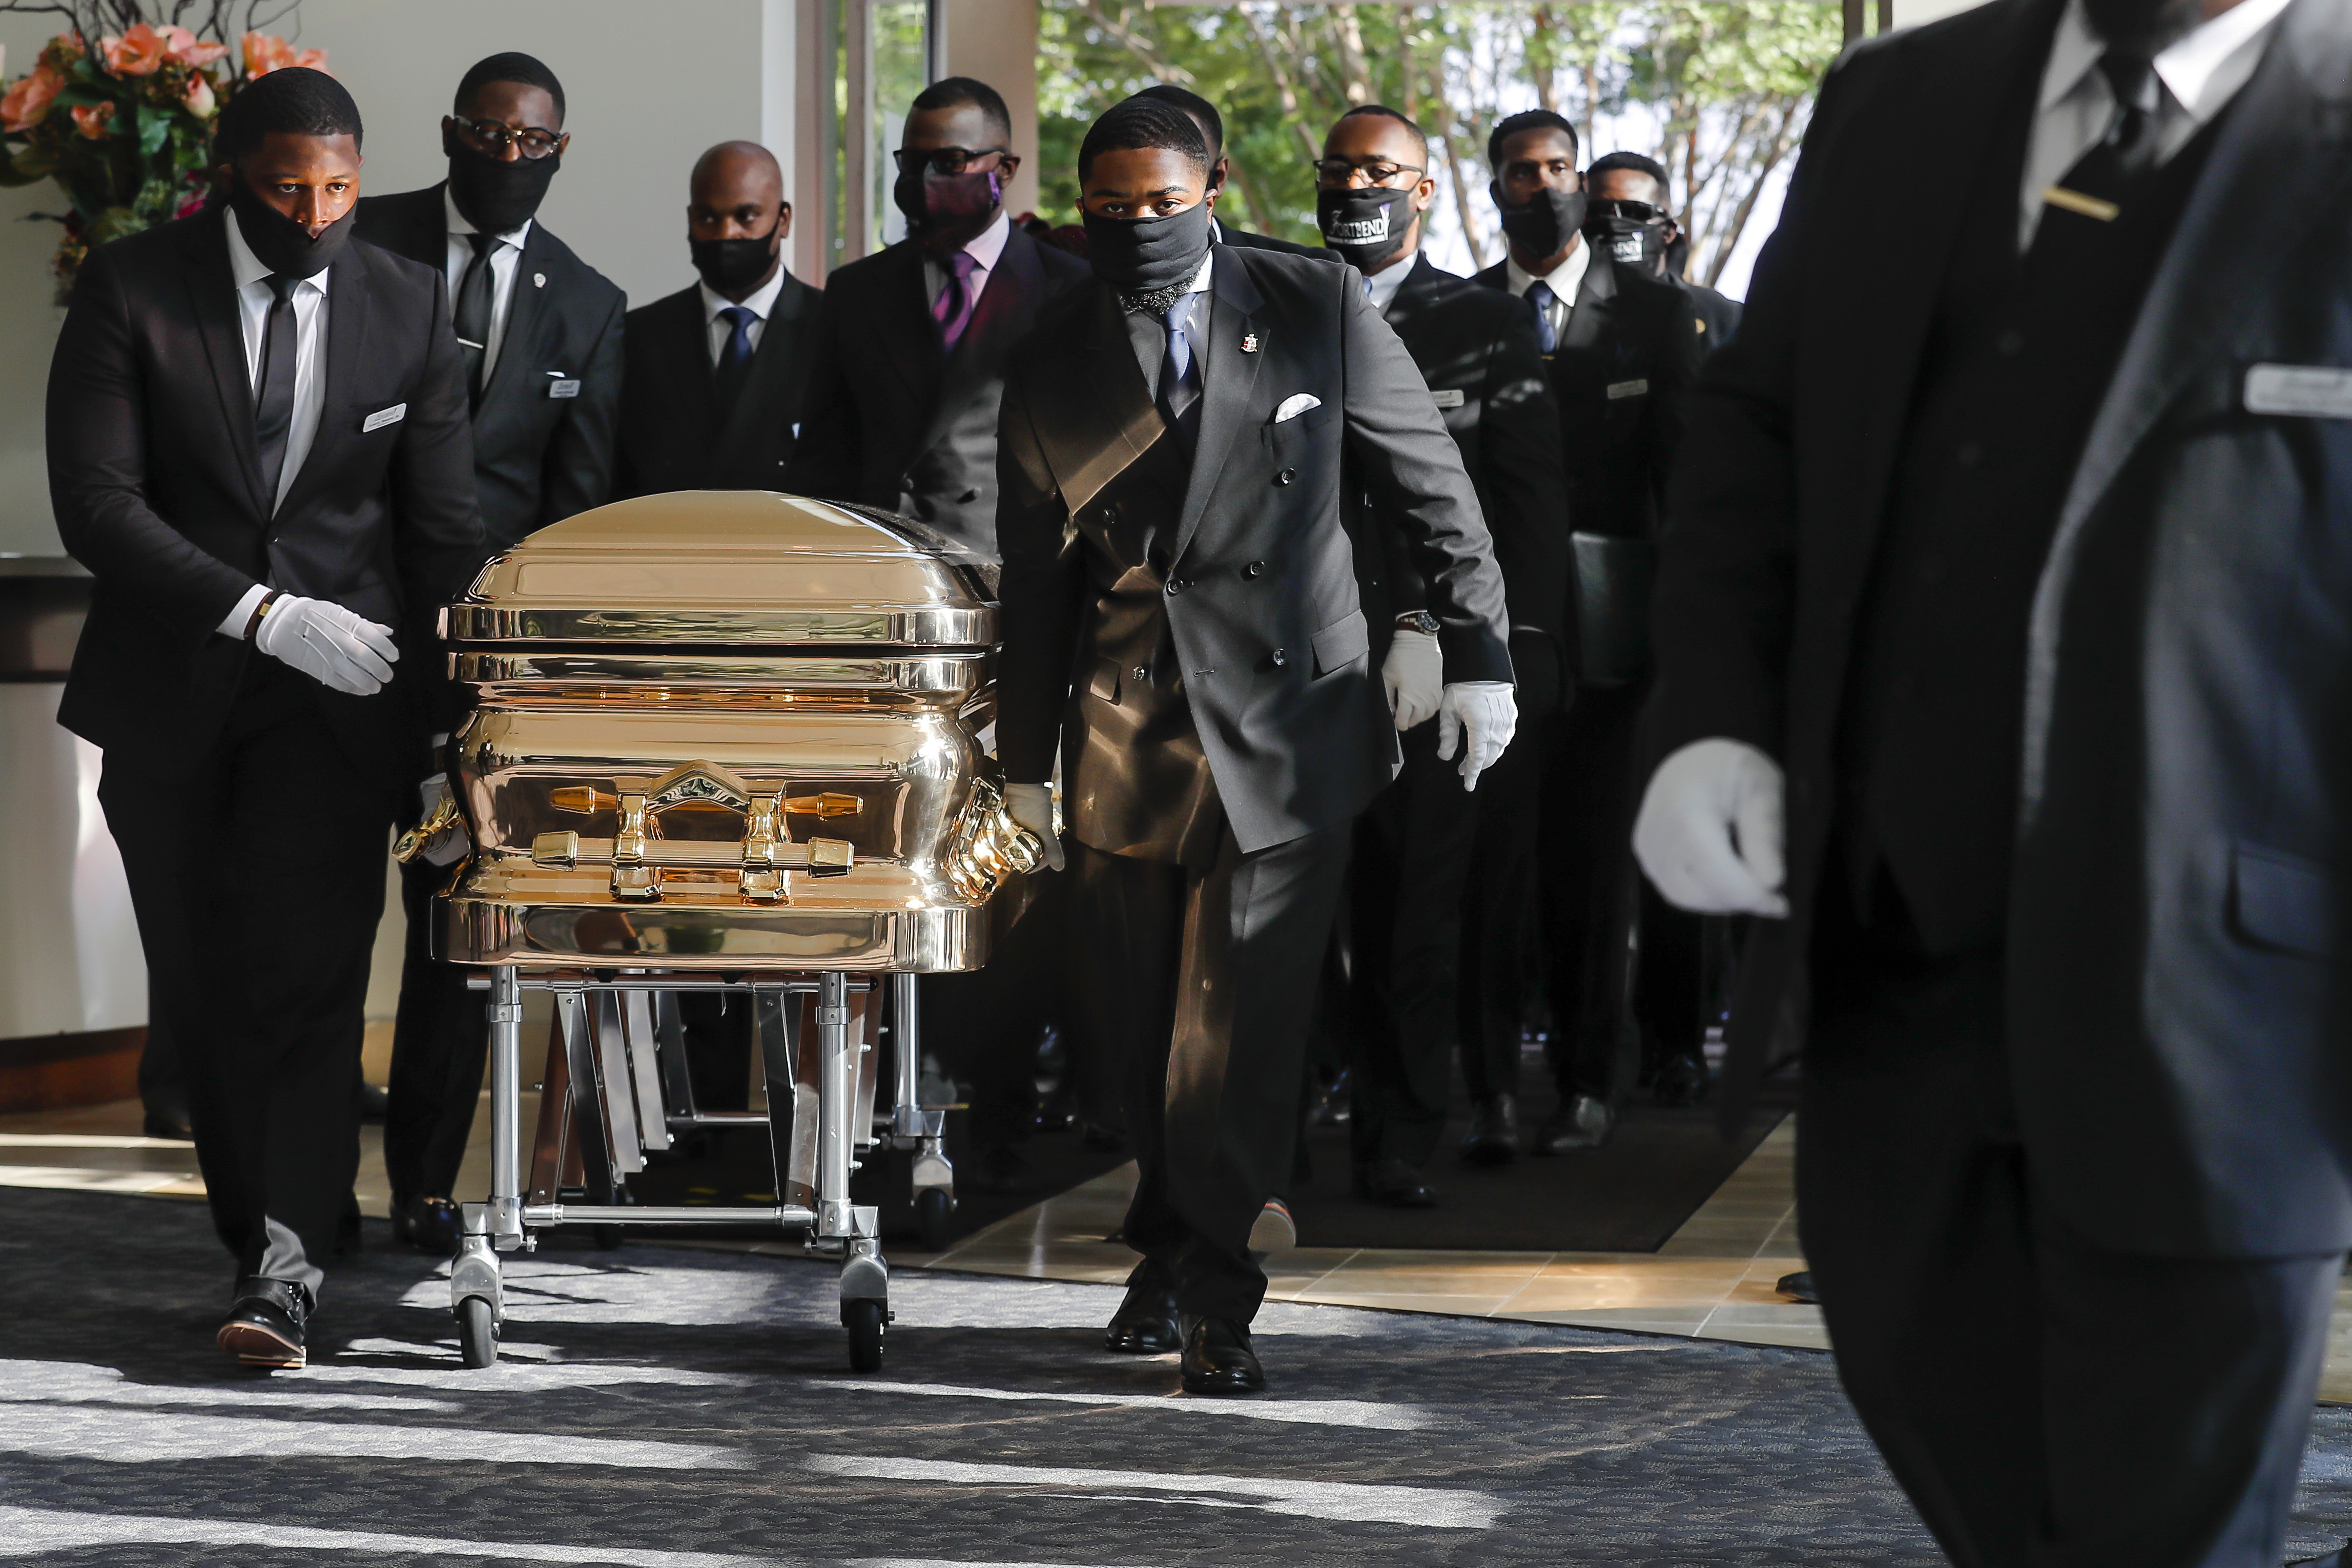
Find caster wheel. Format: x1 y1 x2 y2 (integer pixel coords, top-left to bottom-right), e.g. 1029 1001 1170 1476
843 1297 885 1373
593 1224 623 1251
915 1187 955 1252
457 1295 499 1369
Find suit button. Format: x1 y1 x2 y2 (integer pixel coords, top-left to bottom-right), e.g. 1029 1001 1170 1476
1275 468 1297 486
1166 579 1184 595
1131 666 1149 682
1271 648 1287 666
1244 560 1265 578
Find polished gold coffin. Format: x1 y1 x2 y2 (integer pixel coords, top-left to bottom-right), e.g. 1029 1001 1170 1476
434 491 1037 971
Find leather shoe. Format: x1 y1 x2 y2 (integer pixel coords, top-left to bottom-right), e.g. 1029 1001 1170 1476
1179 1314 1265 1395
1652 1049 1711 1107
962 1143 1038 1195
1353 1157 1438 1207
391 1195 462 1254
141 1101 192 1143
355 1080 389 1123
1777 1270 1819 1304
1459 1093 1518 1167
217 1276 310 1369
1533 1093 1613 1154
1104 1265 1181 1354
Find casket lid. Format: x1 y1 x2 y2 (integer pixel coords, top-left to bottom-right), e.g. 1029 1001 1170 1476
444 492 996 647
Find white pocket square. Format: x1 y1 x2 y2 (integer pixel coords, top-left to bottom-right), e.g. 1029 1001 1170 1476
1273 393 1323 423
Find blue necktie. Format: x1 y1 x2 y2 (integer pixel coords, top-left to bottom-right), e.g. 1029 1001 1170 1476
1527 281 1559 354
715 305 756 405
1158 299 1200 458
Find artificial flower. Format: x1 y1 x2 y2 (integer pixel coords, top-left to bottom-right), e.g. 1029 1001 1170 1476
182 72 215 119
157 25 228 68
71 101 116 140
1 62 61 133
100 22 166 77
242 31 292 76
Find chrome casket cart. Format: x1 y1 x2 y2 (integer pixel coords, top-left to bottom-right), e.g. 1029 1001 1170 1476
424 491 1038 1371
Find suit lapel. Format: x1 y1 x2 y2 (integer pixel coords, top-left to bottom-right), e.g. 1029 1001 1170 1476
1028 281 1165 518
480 223 551 414
183 209 270 518
1562 247 1614 350
914 225 1041 459
872 241 943 408
274 243 372 518
716 275 812 468
1172 246 1267 561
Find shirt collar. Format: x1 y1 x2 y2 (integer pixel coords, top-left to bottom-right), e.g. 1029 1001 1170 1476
444 184 532 249
224 204 330 295
2042 0 2291 121
1504 237 1591 303
1364 250 1417 313
960 208 1013 272
699 261 792 324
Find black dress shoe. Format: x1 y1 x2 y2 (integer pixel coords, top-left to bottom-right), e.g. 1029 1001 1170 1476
391 1195 463 1254
355 1080 390 1123
1532 1094 1613 1154
1353 1157 1438 1207
963 1143 1038 1195
1179 1315 1265 1395
1652 1049 1712 1107
1105 1266 1181 1354
1777 1270 1819 1304
217 1277 311 1369
1459 1093 1519 1167
141 1102 193 1143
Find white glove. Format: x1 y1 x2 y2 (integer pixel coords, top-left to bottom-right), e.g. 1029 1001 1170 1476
1435 681 1517 792
1632 738 1789 917
255 594 398 695
412 772 471 867
1380 626 1443 731
1004 781 1064 873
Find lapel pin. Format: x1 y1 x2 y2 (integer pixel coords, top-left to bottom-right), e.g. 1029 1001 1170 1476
1241 332 1260 354
534 273 547 289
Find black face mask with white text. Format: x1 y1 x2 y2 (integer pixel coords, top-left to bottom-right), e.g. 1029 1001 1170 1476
1316 185 1414 272
1587 211 1668 276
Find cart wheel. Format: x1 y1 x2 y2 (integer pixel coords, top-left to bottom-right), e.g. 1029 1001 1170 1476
843 1298 885 1373
915 1187 955 1253
457 1295 499 1369
593 1223 624 1251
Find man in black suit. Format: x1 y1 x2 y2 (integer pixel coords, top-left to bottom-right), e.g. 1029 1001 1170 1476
616 141 821 498
1636 0 2338 1559
354 51 625 1252
1132 84 1332 259
48 69 480 1366
786 76 1087 560
996 98 1513 1393
1585 151 1741 354
1310 106 1566 1201
1473 110 1701 1155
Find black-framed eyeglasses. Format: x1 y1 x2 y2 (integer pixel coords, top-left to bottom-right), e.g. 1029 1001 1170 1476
1588 198 1667 224
892 145 1009 176
1310 156 1426 189
455 115 563 160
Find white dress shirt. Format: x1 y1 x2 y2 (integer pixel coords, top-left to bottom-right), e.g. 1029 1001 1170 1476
443 187 531 379
2020 0 2289 248
1503 238 1594 343
699 262 790 365
921 207 1011 312
1364 249 1416 315
217 207 333 633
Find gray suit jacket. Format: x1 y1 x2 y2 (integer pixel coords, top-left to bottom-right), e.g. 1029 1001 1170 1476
1652 0 2352 1258
997 244 1513 855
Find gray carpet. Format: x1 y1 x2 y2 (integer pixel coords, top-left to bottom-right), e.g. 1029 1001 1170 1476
3 1186 2349 1566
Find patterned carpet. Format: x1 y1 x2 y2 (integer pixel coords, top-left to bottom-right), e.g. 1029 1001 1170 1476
3 1186 2349 1566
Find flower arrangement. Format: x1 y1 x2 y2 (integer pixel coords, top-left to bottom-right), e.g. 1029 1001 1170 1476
0 3 324 297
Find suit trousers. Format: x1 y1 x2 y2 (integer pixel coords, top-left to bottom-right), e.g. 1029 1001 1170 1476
1535 686 1644 1101
924 865 1068 1149
101 656 396 1294
1075 821 1350 1321
385 858 489 1206
1804 883 2340 1568
1452 686 1552 1105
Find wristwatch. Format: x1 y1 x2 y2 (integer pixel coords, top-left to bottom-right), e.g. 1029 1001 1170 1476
1394 610 1440 636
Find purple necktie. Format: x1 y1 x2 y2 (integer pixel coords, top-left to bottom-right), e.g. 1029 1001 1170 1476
935 250 980 350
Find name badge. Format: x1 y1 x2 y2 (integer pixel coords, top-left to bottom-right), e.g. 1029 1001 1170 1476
2244 364 2352 419
361 403 406 433
1607 379 1649 401
1432 387 1466 410
548 379 582 400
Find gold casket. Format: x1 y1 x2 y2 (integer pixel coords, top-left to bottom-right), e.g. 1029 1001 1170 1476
433 491 1037 972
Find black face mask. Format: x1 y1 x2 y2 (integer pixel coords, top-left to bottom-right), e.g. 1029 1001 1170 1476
446 142 561 236
893 164 1001 253
1492 182 1587 261
691 222 781 297
1081 201 1213 309
1587 211 1669 276
1316 185 1414 272
228 176 354 278
2082 0 2202 54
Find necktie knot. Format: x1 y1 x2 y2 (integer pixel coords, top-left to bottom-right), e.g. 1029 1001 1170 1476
467 231 499 261
2097 48 2160 122
934 250 982 348
266 274 297 305
948 250 979 281
720 305 756 333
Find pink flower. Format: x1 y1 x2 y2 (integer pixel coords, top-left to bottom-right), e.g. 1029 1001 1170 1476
71 100 115 140
182 72 215 119
1 62 61 133
158 26 228 69
100 22 166 77
242 31 292 77
292 47 328 71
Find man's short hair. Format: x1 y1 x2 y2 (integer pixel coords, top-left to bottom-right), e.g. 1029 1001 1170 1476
1588 150 1670 202
456 51 565 123
911 75 1012 144
1078 96 1210 185
214 65 362 167
1487 109 1579 172
1133 82 1222 158
1336 103 1427 166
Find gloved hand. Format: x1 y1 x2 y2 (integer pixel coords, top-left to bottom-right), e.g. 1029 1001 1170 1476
1380 626 1443 731
255 594 397 696
410 772 471 867
1435 681 1517 792
1004 781 1064 872
1632 738 1789 917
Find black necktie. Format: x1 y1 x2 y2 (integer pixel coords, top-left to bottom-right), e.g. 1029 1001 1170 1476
715 305 756 408
252 274 299 509
453 231 497 408
2033 48 2164 271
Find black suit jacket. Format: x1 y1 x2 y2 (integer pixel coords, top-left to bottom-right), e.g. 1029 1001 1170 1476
785 220 1088 559
997 245 1513 854
1673 274 1742 355
1652 0 2352 1258
614 274 823 497
1214 217 1336 262
1375 253 1572 708
354 183 625 549
48 204 482 782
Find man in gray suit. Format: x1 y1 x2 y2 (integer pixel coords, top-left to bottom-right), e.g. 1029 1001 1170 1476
1635 0 2351 1560
996 97 1514 1395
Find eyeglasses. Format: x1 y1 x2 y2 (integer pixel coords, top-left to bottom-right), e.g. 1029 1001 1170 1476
1310 157 1426 189
455 116 562 160
892 146 1009 176
1587 198 1667 223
